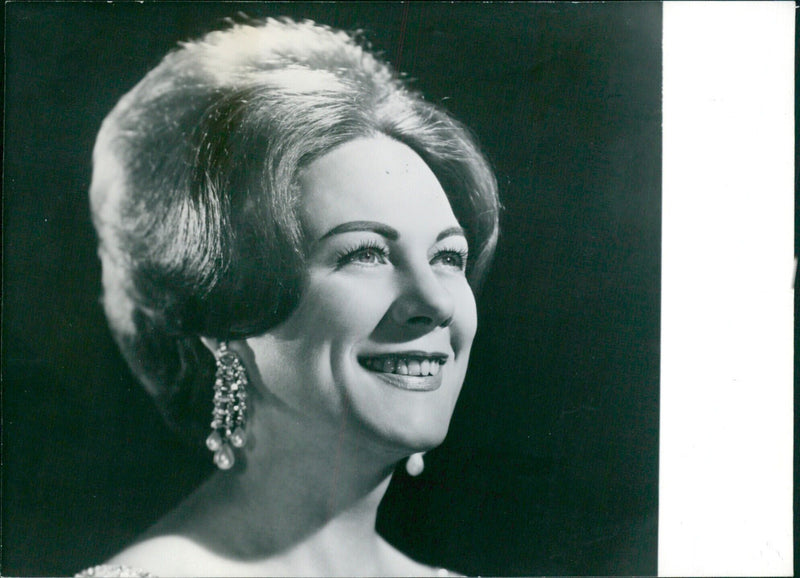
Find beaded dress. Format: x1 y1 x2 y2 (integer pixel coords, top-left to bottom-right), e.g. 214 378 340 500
76 566 153 577
76 563 457 577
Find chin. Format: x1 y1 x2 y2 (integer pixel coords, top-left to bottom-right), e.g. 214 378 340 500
376 403 457 454
398 429 449 454
339 362 464 455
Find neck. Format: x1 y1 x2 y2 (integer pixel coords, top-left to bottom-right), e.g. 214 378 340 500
155 405 407 569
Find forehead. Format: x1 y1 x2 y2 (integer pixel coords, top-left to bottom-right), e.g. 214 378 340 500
297 136 459 238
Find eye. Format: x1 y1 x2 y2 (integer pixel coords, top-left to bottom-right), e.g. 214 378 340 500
431 248 468 271
336 241 389 268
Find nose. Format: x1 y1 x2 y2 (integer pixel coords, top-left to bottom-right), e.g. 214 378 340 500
390 264 455 329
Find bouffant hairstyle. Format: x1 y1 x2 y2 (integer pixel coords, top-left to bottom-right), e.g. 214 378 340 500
90 17 500 441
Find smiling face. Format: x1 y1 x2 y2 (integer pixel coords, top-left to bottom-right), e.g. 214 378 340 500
245 135 477 457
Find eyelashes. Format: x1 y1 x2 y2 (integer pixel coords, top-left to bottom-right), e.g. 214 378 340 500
335 240 388 269
431 248 469 271
334 240 469 271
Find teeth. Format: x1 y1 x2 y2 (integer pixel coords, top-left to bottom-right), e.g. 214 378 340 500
362 356 444 377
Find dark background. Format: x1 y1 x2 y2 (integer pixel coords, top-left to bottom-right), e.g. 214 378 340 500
3 2 661 576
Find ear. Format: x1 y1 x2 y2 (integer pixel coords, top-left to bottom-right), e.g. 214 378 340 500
199 337 251 361
203 338 269 402
199 336 219 355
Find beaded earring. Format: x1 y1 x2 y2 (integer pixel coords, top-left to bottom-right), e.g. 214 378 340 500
406 452 425 476
205 342 248 470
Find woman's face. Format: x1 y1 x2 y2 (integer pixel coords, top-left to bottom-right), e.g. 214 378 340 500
246 135 477 456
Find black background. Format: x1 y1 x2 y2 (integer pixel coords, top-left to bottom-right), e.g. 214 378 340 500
3 2 661 576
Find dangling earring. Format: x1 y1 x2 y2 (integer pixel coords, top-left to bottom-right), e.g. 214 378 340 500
205 342 248 470
406 452 425 476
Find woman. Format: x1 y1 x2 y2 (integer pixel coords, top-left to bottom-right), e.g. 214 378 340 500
80 17 499 577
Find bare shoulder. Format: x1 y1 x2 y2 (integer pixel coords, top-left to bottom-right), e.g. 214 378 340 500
103 535 214 577
377 537 461 577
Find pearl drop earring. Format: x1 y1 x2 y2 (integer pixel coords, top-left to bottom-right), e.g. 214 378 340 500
205 342 248 470
406 452 425 476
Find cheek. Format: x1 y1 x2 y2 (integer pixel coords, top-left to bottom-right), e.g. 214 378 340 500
280 274 391 347
452 280 478 352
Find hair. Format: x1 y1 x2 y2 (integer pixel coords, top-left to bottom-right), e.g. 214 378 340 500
90 17 500 441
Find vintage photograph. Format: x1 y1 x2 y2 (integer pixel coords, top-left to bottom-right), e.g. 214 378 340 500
4 3 661 576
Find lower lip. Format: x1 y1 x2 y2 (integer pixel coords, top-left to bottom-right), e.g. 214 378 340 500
366 369 444 392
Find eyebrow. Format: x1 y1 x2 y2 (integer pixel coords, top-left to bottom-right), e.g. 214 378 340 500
317 221 467 244
318 221 399 241
436 226 466 242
